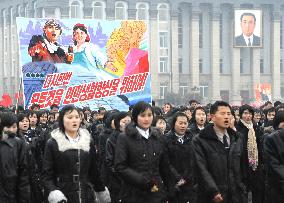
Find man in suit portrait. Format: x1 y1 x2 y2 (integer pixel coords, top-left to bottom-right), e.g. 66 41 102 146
235 12 261 47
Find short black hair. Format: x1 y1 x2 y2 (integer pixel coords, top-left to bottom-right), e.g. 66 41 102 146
170 112 189 131
30 103 40 110
239 104 254 118
0 112 17 134
50 104 59 110
210 101 231 115
189 99 198 105
58 105 80 132
274 101 282 108
192 106 206 123
114 111 131 131
152 115 166 127
273 111 284 129
17 113 30 132
132 101 153 125
264 107 275 117
240 12 256 22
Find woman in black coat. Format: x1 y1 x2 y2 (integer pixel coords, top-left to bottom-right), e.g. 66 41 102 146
114 101 174 203
105 112 132 202
165 112 196 203
41 105 110 203
0 112 30 203
17 113 44 203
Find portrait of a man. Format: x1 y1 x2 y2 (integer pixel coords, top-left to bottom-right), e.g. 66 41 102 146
234 10 262 47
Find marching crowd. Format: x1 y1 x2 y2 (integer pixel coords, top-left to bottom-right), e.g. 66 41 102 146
1 99 284 203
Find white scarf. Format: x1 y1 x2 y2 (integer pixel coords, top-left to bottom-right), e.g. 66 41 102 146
240 119 258 171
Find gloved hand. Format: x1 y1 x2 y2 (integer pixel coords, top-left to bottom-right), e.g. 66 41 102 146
48 190 67 203
94 187 111 203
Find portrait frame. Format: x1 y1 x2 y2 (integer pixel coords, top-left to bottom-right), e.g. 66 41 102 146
234 9 262 48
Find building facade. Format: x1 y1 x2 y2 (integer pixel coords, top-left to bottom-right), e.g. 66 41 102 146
0 0 284 106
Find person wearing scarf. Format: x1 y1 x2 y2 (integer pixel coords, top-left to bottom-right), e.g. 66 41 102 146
236 104 265 203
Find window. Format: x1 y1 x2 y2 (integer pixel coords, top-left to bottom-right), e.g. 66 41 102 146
158 4 168 22
70 1 82 18
115 2 127 20
240 58 243 73
136 3 148 20
179 58 182 73
55 8 61 19
180 83 188 96
159 57 168 73
260 59 264 73
200 85 208 98
178 11 182 48
199 59 203 73
199 13 202 48
159 32 168 48
160 84 168 99
220 90 229 102
220 59 223 73
93 2 105 19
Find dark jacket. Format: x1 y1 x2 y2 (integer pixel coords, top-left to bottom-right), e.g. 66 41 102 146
42 128 105 203
164 130 196 203
105 130 123 202
236 121 265 191
0 133 30 203
192 124 247 203
263 129 284 203
189 122 203 138
234 34 261 46
114 124 174 203
18 130 45 203
98 127 114 185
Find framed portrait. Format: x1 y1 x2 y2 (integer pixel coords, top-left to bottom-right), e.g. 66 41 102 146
234 9 262 48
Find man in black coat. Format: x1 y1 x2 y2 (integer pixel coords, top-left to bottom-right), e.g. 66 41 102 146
192 101 247 203
263 129 284 203
236 105 265 203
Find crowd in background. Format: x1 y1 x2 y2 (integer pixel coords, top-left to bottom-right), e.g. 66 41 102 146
1 99 284 203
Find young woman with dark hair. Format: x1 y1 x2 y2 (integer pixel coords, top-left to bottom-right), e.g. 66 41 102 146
0 112 30 202
105 111 132 202
114 101 174 203
42 105 110 203
18 113 44 202
164 112 196 203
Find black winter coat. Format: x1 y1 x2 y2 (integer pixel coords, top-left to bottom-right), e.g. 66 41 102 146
189 123 203 138
114 124 174 203
164 130 196 203
98 127 114 185
0 133 30 203
236 121 265 192
105 130 123 202
192 124 247 203
18 130 45 203
42 128 105 203
263 129 284 203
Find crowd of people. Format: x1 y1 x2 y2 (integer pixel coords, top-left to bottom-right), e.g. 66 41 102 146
1 99 284 203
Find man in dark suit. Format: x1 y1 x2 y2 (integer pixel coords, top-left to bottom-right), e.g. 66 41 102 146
235 12 261 47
